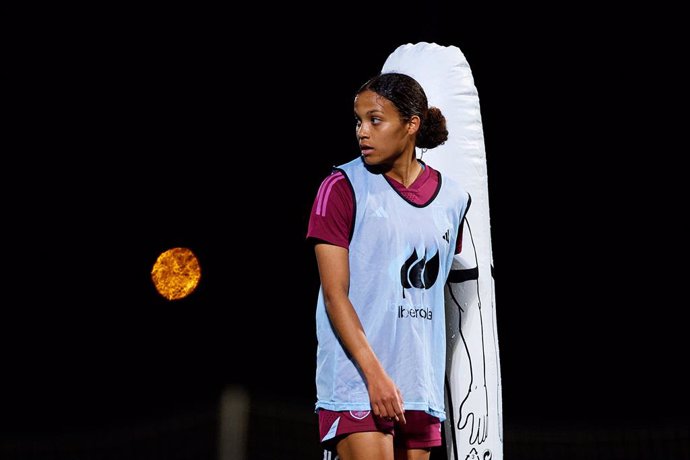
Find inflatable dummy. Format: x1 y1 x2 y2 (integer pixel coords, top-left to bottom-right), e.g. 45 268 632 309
382 42 503 460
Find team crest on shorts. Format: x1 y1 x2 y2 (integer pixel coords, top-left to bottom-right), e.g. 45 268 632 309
349 410 370 420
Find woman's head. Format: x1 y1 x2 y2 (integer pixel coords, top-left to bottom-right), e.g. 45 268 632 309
356 72 448 150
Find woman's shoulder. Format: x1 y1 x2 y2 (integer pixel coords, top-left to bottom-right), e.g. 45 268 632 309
314 169 352 202
428 165 469 198
334 156 365 173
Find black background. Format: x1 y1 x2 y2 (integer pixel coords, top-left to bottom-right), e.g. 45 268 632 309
5 2 686 437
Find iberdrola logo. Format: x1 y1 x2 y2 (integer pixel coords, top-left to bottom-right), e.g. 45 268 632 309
400 248 439 298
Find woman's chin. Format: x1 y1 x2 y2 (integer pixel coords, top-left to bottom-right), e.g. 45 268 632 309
361 154 379 165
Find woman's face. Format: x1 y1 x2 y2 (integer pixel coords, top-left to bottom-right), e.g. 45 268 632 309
354 90 414 167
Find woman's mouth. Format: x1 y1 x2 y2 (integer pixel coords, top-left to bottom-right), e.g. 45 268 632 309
360 145 373 155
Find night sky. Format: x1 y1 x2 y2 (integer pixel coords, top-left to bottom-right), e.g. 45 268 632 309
6 3 686 437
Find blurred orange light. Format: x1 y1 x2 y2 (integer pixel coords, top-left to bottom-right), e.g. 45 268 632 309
151 247 201 300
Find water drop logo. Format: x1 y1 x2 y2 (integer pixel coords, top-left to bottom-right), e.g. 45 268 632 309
400 248 439 297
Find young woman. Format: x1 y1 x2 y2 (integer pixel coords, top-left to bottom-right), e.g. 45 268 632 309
307 72 470 460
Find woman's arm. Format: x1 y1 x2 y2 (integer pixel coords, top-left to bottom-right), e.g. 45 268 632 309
314 242 406 423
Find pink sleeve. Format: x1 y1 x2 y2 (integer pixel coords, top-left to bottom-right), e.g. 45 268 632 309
306 171 353 250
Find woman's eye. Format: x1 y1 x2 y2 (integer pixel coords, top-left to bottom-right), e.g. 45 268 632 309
371 117 381 124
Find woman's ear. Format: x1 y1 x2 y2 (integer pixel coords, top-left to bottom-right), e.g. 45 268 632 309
407 115 421 135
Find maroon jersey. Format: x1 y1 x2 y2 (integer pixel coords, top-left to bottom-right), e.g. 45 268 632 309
307 163 464 254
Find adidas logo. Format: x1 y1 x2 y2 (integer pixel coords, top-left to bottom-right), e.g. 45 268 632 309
442 229 450 243
373 206 389 218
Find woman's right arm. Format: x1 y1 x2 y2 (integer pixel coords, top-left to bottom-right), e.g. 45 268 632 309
314 242 406 423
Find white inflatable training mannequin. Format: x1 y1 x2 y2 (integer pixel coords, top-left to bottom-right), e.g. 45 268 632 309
382 42 503 460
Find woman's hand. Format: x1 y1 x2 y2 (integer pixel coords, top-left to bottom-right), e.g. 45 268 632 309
366 369 406 424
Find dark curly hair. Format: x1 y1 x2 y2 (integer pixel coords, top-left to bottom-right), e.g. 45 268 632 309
357 72 448 149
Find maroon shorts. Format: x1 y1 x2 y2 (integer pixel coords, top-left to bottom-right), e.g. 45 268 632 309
318 409 442 451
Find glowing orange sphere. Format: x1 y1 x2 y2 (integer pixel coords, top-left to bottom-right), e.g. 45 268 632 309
151 247 201 300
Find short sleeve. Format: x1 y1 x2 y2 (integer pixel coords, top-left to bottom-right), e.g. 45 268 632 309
306 171 354 249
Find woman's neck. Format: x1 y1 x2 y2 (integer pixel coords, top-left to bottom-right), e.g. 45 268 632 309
386 155 423 188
